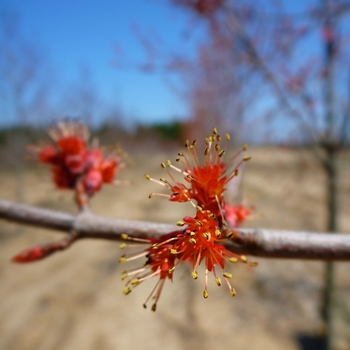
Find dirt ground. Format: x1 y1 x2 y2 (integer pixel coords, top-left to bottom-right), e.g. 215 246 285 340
0 144 349 350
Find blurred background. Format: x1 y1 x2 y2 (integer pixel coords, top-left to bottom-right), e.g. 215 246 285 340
0 0 349 349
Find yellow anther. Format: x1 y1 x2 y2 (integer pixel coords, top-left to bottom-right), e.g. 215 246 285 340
249 261 258 267
190 231 196 236
189 145 195 150
185 140 190 147
196 205 203 211
191 271 198 279
215 277 222 286
225 133 231 141
230 288 236 297
240 255 247 262
209 213 216 219
121 272 128 280
160 162 166 168
170 249 178 254
168 267 175 274
178 152 184 156
160 178 168 183
243 143 247 151
234 169 239 176
243 156 251 161
119 256 127 263
119 243 127 249
189 238 196 244
229 257 238 263
202 232 209 239
121 233 128 240
204 148 209 155
166 159 171 166
144 174 151 180
226 231 235 239
151 304 157 312
123 288 131 295
192 140 196 147
187 175 194 180
212 127 217 134
196 220 203 226
216 135 221 141
219 150 225 157
205 137 210 145
215 230 221 237
215 144 220 151
223 272 233 279
131 278 139 286
149 193 155 198
176 221 185 226
203 290 209 298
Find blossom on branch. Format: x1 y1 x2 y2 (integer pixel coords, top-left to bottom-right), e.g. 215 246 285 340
29 121 125 207
11 121 127 264
145 127 250 222
120 208 256 311
122 128 256 311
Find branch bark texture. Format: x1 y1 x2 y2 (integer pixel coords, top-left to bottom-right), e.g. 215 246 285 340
1 199 349 261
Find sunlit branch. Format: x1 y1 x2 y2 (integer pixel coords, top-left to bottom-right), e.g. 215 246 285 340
0 199 349 261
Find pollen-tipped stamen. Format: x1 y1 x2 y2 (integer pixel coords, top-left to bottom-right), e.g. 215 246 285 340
120 234 151 244
203 268 209 298
119 250 148 263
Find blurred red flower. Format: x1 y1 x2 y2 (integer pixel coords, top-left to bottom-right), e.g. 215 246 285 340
31 122 122 197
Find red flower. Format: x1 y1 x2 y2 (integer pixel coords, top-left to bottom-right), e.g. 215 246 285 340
177 209 254 298
31 122 123 198
120 209 257 310
224 204 252 228
146 128 250 220
120 232 181 311
121 128 256 310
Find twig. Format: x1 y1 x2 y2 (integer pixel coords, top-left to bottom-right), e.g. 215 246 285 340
1 199 350 261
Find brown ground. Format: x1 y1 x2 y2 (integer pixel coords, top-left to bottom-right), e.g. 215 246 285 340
0 145 349 350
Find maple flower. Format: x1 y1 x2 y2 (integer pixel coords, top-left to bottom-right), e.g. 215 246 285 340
119 232 183 312
176 208 256 298
29 121 124 204
121 127 256 310
224 203 252 228
145 127 250 220
120 209 257 310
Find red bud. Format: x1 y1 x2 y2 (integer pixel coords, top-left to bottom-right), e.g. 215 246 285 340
12 245 55 263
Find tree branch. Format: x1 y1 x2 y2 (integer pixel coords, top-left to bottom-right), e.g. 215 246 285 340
1 199 349 261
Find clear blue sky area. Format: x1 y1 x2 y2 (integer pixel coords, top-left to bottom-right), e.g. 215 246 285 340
1 0 195 128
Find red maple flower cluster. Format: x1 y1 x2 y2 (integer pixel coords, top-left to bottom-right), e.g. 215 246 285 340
30 122 124 206
121 128 256 311
146 130 249 220
12 122 126 264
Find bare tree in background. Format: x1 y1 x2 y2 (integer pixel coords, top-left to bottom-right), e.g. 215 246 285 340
0 9 54 208
165 1 350 349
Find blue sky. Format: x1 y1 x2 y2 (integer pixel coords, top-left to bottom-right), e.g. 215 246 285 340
1 0 197 128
